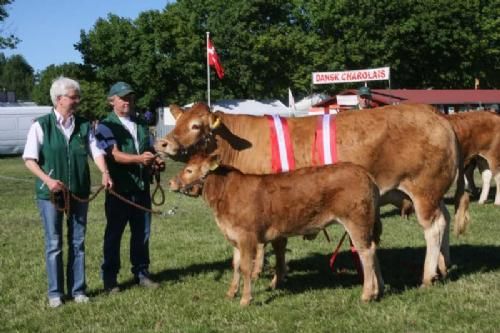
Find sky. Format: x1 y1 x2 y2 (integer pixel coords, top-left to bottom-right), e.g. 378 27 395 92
2 0 170 72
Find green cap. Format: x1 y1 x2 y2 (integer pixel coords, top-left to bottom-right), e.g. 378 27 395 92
108 82 135 97
358 86 371 97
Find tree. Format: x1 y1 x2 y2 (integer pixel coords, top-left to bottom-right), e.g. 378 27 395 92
76 0 500 105
31 62 88 105
31 63 108 119
0 54 34 100
0 0 19 49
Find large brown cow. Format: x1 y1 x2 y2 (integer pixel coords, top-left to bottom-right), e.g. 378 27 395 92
446 111 500 205
169 154 384 305
155 102 470 286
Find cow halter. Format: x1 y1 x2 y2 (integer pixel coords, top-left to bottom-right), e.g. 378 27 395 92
176 173 209 196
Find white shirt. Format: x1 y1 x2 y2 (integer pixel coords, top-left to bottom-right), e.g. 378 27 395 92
22 109 104 161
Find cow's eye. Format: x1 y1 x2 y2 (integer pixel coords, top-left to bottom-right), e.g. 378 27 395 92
192 124 201 130
186 168 193 174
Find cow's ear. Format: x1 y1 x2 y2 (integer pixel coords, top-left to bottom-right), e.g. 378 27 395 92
209 114 221 129
170 104 183 120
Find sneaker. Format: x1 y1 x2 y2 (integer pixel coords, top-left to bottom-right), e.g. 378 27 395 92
74 294 89 303
137 276 159 289
48 297 63 308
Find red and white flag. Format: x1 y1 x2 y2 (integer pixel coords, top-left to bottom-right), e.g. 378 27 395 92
207 38 224 79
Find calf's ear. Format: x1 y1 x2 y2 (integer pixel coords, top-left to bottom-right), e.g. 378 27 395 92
169 104 183 120
208 154 221 171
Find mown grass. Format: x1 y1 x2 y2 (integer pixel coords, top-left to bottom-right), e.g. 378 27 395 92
0 156 499 333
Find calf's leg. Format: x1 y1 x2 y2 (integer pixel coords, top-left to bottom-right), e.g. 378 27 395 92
239 238 257 306
251 243 265 280
345 219 383 302
269 238 287 289
226 247 241 299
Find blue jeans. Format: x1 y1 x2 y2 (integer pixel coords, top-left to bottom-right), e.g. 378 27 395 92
37 198 88 299
101 191 152 284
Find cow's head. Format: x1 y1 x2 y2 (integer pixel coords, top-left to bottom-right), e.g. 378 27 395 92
169 154 220 197
154 102 221 159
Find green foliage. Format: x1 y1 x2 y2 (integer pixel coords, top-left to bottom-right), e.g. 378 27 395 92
1 157 500 332
0 53 34 100
72 0 499 106
0 0 19 49
78 80 108 120
31 62 90 105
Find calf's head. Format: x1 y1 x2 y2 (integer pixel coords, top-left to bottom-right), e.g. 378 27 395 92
169 154 220 196
154 102 221 158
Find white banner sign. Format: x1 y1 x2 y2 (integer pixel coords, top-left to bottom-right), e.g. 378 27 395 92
336 95 358 106
312 67 390 84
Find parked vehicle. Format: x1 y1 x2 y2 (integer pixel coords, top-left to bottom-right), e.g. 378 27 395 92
0 105 51 155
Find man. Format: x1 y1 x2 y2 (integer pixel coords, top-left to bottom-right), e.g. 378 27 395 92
96 81 164 292
357 86 373 110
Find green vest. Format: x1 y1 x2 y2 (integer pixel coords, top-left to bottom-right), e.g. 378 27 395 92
35 111 91 200
100 112 151 193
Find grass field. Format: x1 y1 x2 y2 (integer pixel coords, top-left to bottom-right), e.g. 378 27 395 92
0 155 499 333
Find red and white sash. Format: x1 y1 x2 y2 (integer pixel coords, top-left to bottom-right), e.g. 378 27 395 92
313 114 338 165
267 115 295 173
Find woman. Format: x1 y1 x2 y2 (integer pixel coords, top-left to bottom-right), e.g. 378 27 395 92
23 77 112 308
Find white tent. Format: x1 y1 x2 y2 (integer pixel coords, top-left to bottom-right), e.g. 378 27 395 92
212 99 291 117
293 93 329 116
155 99 293 138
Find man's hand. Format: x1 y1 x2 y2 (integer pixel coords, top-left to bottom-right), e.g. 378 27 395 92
138 151 155 166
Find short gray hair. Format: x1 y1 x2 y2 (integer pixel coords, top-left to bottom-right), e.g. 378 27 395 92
49 76 80 106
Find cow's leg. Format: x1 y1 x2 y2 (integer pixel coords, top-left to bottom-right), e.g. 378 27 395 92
437 202 451 278
494 171 500 205
412 196 449 286
226 247 240 299
269 238 287 289
239 239 257 306
478 159 492 204
464 161 478 195
251 243 265 280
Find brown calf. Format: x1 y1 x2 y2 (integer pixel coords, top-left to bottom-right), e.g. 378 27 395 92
169 154 384 306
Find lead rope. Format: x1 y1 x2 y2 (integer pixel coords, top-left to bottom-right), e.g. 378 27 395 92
50 183 174 216
329 231 363 282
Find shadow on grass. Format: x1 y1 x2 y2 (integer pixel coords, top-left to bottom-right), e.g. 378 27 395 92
114 244 500 304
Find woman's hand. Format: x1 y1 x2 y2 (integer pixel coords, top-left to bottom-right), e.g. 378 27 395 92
102 171 113 189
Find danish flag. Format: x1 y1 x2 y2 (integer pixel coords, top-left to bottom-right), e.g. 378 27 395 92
207 38 224 79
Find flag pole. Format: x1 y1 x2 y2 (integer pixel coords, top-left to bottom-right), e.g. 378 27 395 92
206 31 211 107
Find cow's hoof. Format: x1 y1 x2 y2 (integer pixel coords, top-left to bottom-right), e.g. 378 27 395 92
226 290 237 299
240 297 251 307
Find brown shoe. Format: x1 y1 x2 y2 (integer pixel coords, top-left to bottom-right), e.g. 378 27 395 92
104 280 120 294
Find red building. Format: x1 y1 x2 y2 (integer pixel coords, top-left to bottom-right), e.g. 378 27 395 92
310 89 500 114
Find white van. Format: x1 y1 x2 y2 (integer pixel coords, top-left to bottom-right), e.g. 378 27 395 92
0 105 52 155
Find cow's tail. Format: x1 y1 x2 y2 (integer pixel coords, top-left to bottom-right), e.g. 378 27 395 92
453 140 471 236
